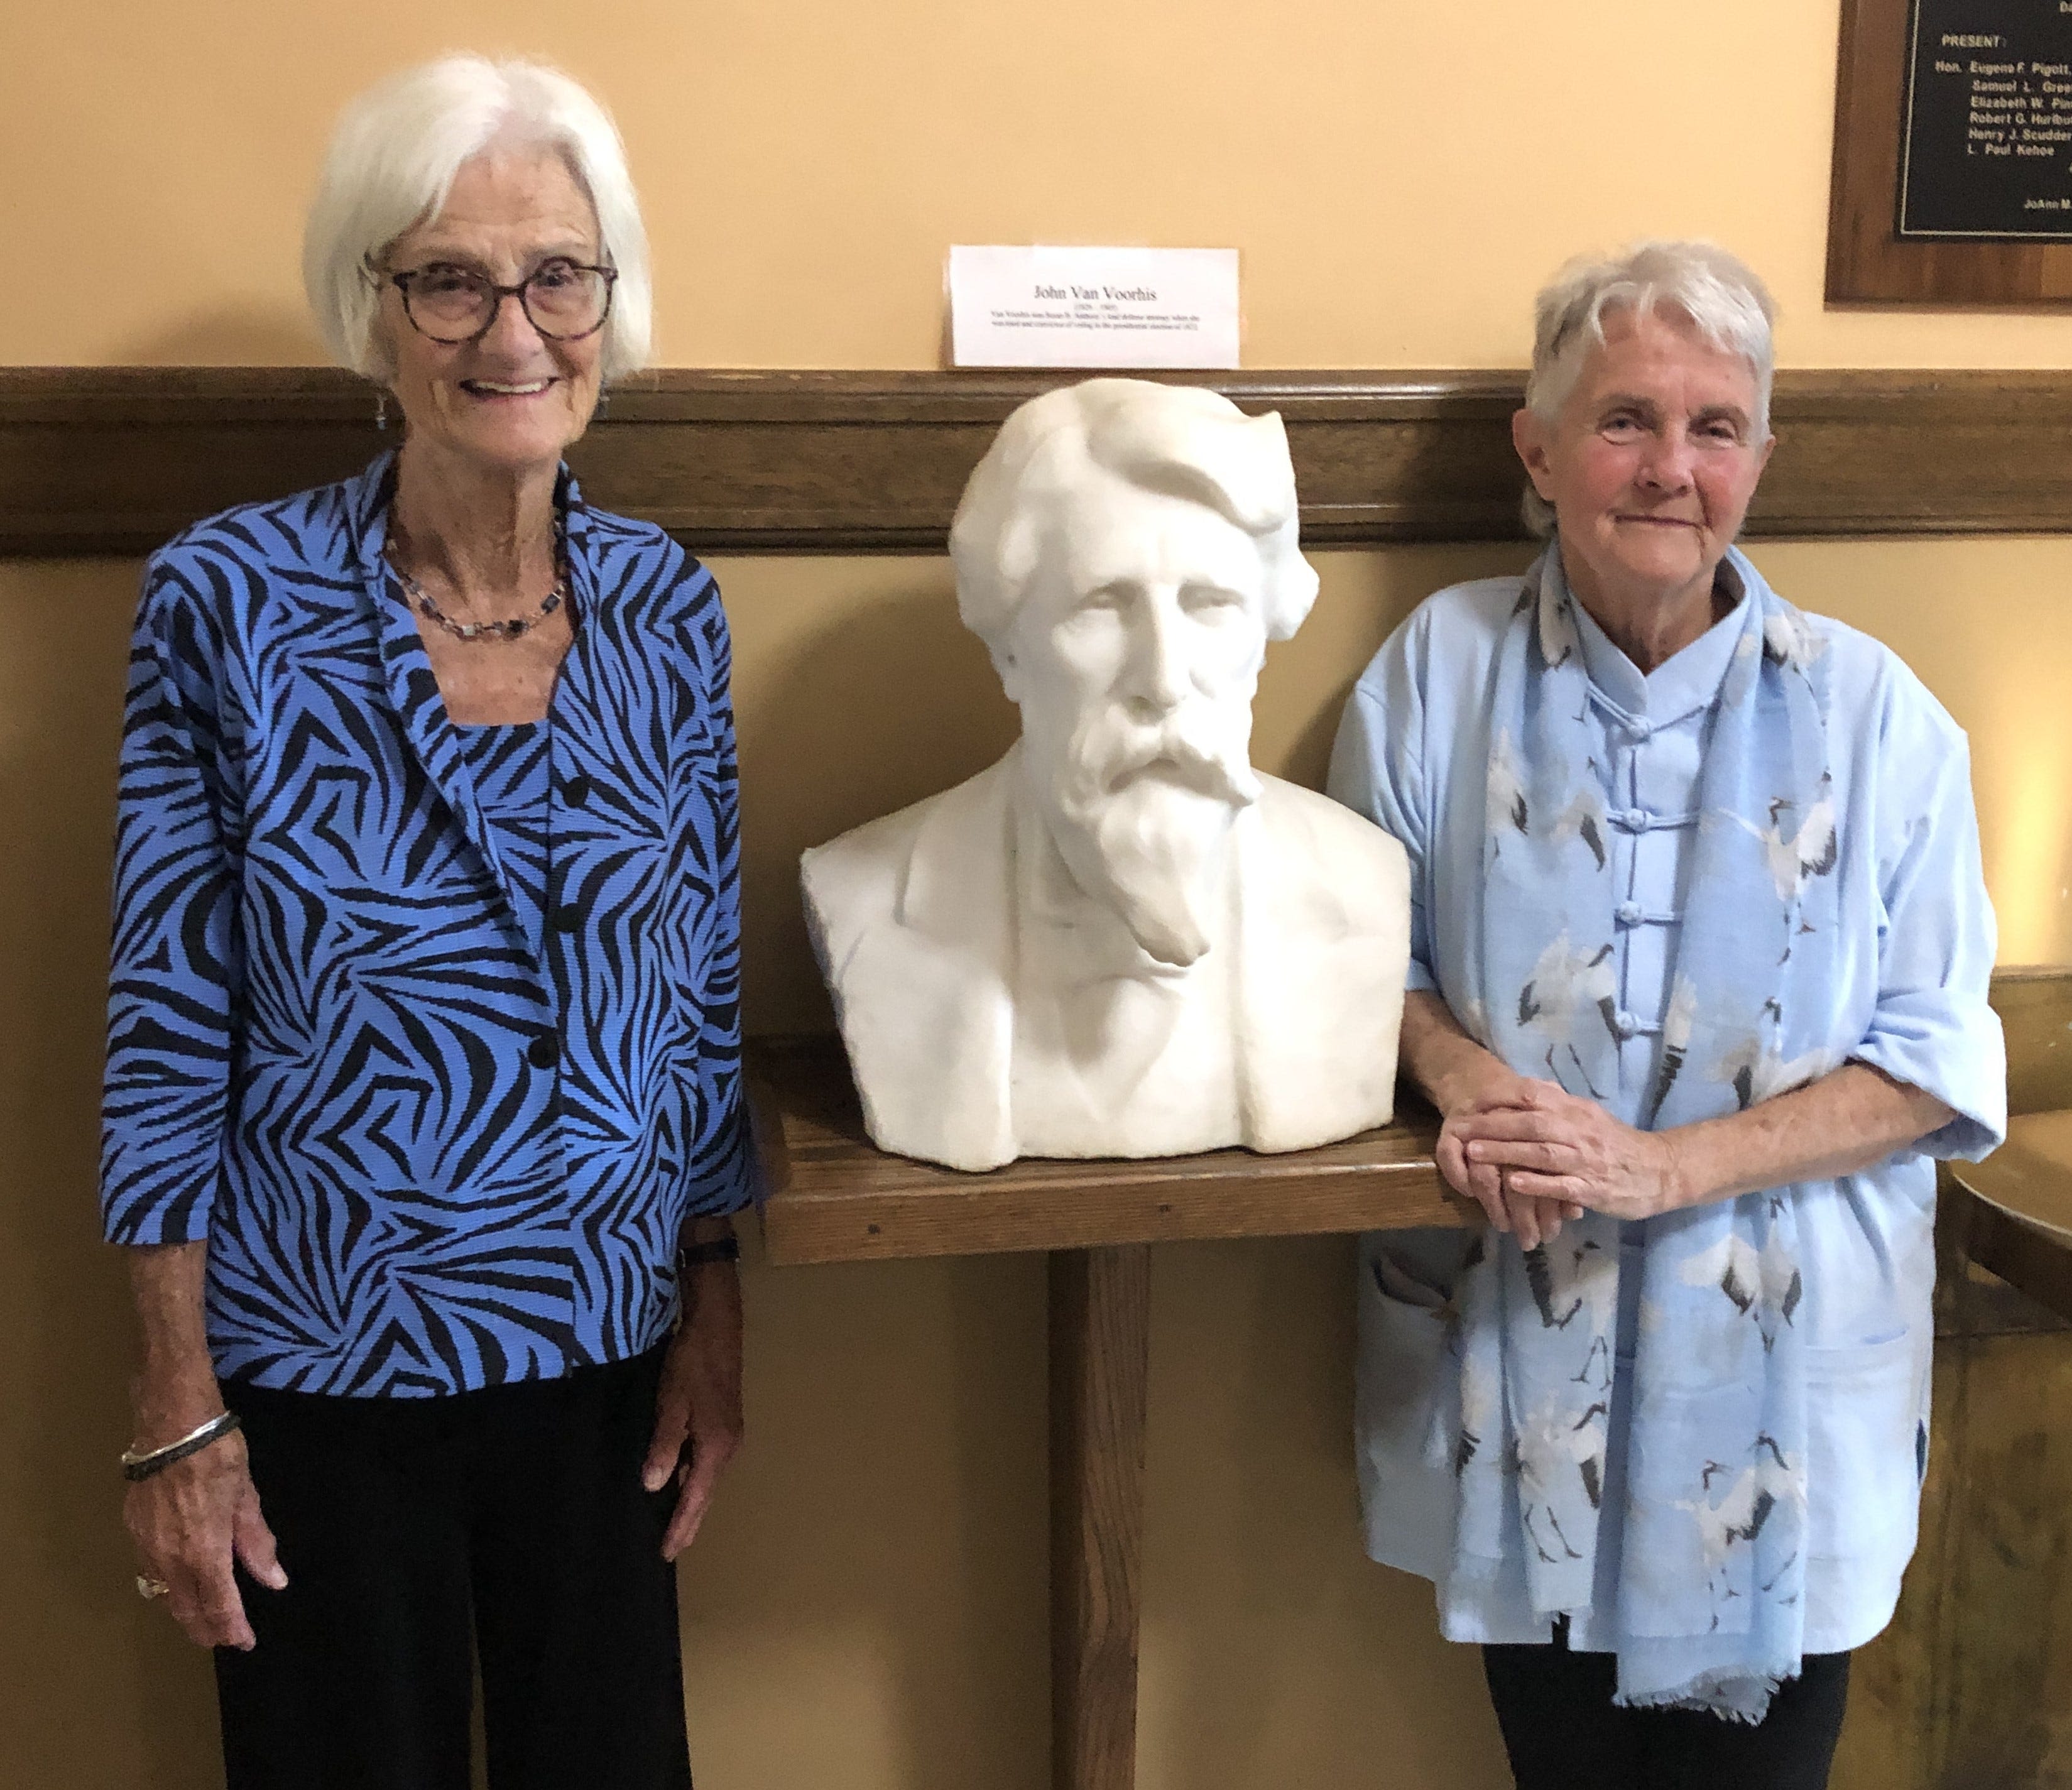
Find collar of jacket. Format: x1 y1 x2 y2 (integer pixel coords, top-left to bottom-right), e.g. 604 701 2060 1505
341 449 593 961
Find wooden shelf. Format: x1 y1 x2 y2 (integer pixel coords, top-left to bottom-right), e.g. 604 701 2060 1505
750 1034 1465 1269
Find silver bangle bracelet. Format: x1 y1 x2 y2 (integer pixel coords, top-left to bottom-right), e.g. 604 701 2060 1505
120 1410 241 1483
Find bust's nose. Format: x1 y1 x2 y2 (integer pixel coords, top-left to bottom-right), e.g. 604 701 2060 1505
1120 586 1189 718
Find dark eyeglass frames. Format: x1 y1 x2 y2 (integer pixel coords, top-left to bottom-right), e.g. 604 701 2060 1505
367 257 618 345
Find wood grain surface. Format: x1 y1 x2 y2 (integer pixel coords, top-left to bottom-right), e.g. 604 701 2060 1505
8 365 2072 559
1948 968 2072 1323
1993 963 2072 1119
1049 1247 1153 1790
1840 966 2072 1790
1946 1171 2072 1328
750 1035 1459 1269
1828 0 2072 304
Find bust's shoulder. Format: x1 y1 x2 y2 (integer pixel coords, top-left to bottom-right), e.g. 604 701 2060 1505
1257 775 1410 881
801 788 937 907
801 756 1012 924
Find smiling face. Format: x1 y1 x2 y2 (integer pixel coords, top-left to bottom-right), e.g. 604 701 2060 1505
1513 306 1774 618
374 145 606 479
1000 471 1268 966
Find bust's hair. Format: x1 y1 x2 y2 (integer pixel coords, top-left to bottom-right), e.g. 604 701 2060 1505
302 55 653 383
1522 240 1777 537
949 378 1320 650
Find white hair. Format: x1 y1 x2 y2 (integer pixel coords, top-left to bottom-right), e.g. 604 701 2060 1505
949 378 1320 653
1522 240 1777 537
302 55 653 383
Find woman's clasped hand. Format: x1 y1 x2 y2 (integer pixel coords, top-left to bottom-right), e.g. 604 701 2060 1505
1444 1077 1685 1246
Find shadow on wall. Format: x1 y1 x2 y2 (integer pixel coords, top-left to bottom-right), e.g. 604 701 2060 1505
114 305 330 366
724 557 1018 1039
1138 1236 1513 1790
677 1248 1050 1790
0 560 226 1787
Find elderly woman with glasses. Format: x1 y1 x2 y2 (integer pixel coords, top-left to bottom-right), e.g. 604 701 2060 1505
1329 242 2005 1788
102 57 752 1789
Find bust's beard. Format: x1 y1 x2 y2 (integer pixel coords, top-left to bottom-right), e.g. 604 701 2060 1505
1040 702 1261 968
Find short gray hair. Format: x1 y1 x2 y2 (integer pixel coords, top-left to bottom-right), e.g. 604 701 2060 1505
1522 240 1777 536
949 378 1320 651
302 55 653 383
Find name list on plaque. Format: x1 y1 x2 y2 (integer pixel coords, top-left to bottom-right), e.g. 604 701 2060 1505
1900 0 2072 237
947 246 1240 370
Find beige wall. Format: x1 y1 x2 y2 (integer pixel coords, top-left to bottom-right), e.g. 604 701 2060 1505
13 0 2072 371
4 2 2070 1787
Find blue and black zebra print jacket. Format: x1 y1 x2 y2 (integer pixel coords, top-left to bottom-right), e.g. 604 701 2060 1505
101 453 756 1397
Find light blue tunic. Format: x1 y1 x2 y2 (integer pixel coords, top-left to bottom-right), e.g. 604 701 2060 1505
1328 564 2005 1656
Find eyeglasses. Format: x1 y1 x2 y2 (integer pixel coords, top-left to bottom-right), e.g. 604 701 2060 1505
369 257 618 345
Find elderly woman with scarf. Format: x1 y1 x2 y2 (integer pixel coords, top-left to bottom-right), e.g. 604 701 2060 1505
103 57 753 1789
1329 241 2004 1789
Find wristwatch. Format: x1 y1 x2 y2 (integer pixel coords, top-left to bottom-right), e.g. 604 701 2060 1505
676 1233 741 1270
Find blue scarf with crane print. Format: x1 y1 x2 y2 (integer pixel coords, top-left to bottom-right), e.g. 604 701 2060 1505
1453 543 1837 1721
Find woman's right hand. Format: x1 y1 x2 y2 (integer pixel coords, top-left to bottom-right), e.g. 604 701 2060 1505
121 1242 285 1648
124 1409 286 1651
1433 1063 1584 1251
1397 990 1589 1248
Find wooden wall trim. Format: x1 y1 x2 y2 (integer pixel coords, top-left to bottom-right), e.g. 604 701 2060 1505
3 365 2069 558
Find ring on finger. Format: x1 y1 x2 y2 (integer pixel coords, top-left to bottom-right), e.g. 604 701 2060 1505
136 1574 170 1601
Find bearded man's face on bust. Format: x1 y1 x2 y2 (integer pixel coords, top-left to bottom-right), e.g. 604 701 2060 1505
995 467 1269 971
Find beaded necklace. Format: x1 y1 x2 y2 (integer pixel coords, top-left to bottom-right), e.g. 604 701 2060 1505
385 518 567 643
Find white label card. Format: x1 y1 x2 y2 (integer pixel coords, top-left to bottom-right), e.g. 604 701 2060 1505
947 245 1240 370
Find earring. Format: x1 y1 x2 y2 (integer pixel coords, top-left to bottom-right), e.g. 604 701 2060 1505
597 388 612 419
375 390 389 432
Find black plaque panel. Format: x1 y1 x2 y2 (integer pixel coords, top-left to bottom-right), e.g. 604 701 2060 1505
1899 0 2072 237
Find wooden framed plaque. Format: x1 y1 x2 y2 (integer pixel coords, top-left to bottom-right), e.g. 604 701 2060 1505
1829 0 2072 303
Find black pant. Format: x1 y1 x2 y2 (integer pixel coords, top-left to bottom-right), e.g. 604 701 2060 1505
1483 1629 1851 1790
215 1347 692 1790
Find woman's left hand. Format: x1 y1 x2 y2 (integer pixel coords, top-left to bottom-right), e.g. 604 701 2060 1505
642 1259 744 1561
1457 1080 1688 1223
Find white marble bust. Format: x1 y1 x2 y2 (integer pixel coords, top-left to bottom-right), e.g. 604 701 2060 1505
801 378 1410 1172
